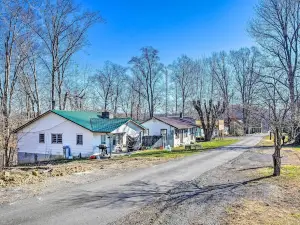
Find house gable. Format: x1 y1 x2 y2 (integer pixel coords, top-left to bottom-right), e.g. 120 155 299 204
17 112 94 157
142 118 175 136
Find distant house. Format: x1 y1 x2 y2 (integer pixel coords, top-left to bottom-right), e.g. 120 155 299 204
227 104 267 134
15 110 145 163
141 115 199 147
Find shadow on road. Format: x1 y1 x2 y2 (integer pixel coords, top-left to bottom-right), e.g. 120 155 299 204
215 145 272 151
57 175 273 212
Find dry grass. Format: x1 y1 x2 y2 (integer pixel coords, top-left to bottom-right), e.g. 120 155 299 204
257 135 274 147
0 164 93 187
257 135 289 148
225 166 300 225
0 157 167 188
225 200 300 225
225 139 300 225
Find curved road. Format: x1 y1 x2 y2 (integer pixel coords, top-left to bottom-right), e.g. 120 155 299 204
0 135 263 225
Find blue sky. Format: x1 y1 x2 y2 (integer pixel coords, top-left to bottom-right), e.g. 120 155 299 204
75 0 259 68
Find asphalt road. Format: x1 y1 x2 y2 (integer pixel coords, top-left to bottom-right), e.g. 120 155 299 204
0 135 263 225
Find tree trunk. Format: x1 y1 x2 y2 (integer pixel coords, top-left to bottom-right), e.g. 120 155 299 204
175 83 178 114
273 127 282 176
51 68 55 110
204 131 213 141
3 115 10 167
62 92 68 110
272 150 281 176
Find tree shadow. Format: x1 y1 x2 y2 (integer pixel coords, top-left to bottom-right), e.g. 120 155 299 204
214 145 270 151
56 175 273 212
237 166 273 171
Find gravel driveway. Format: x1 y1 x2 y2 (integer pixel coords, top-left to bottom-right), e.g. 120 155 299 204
0 135 263 225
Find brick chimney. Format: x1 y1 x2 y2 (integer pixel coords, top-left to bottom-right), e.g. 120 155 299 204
102 111 110 119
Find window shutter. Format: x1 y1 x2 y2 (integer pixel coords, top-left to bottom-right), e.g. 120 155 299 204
39 133 45 143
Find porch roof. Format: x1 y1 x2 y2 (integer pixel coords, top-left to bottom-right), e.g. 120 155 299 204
153 116 198 129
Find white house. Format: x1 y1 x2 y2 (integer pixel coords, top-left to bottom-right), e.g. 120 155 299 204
15 110 145 164
141 116 199 147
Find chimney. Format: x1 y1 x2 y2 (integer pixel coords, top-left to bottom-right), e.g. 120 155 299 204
102 111 110 119
179 112 183 118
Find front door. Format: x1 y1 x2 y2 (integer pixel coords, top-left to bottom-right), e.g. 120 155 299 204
160 129 167 147
180 130 183 143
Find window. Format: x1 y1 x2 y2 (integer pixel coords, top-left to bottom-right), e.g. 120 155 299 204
101 135 106 144
51 134 62 144
185 129 188 137
112 135 116 145
76 134 83 145
39 133 45 143
160 129 167 136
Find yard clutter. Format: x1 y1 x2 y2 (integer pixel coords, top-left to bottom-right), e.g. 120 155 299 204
132 139 238 159
0 164 91 188
185 144 202 150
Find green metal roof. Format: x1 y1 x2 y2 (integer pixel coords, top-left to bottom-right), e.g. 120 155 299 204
51 110 134 133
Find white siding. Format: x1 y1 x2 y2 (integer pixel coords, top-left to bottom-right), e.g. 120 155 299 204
17 112 94 157
142 118 176 147
112 121 142 136
142 118 174 136
142 118 196 147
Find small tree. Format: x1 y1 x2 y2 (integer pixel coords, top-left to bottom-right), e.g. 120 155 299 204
193 100 225 141
260 70 291 176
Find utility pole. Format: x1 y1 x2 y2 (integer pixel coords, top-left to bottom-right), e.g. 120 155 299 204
165 68 168 116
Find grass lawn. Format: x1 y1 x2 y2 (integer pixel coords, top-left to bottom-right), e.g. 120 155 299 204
131 138 239 159
257 135 274 147
258 134 289 147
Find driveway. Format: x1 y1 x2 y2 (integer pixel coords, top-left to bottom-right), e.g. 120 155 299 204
0 135 263 225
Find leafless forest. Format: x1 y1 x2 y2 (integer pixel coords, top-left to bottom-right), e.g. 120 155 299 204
0 0 299 174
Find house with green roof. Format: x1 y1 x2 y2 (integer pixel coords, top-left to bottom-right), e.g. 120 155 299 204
15 110 145 164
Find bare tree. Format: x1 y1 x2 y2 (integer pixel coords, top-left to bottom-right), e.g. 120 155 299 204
230 47 261 134
193 59 205 100
27 0 102 110
19 42 41 117
91 61 127 113
119 79 133 117
129 47 163 118
92 61 115 111
111 65 127 115
249 0 300 139
163 67 169 116
259 68 290 176
0 0 31 166
170 55 195 117
211 51 232 132
193 100 225 141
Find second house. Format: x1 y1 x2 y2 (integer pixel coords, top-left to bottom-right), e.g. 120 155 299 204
141 115 199 147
